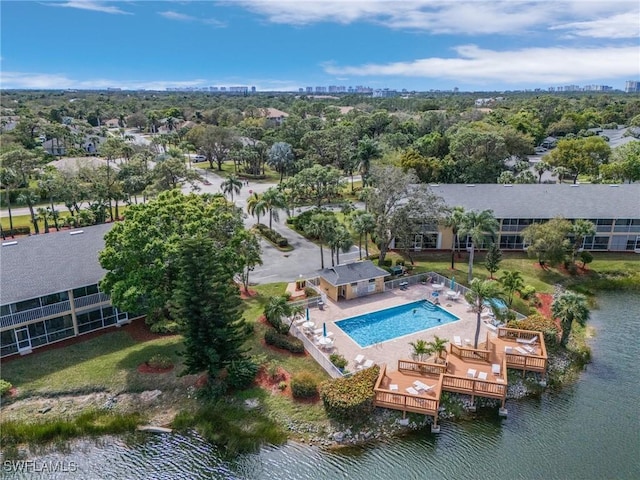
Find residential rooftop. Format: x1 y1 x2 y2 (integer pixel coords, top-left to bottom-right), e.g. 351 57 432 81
428 183 640 219
0 223 114 305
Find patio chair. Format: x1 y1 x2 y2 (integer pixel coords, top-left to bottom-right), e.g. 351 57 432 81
491 363 501 375
414 380 434 392
453 336 462 347
515 346 529 355
354 354 365 366
405 387 420 395
362 359 375 369
517 336 538 345
478 372 488 381
389 384 398 392
467 368 477 378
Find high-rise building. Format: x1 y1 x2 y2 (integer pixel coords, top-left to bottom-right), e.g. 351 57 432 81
625 81 640 93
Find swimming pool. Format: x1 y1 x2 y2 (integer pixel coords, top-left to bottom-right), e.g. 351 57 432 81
335 300 459 348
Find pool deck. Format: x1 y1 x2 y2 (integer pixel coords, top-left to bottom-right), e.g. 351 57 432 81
300 283 490 373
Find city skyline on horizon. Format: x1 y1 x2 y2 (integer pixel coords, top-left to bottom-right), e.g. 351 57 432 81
1 1 639 92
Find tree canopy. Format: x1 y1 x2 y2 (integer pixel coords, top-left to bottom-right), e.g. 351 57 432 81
99 190 249 328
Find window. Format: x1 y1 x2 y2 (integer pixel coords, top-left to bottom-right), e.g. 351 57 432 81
499 235 524 250
1 304 11 317
72 284 99 299
41 292 69 306
14 298 41 313
0 330 17 357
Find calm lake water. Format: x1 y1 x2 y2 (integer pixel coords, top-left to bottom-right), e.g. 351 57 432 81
3 292 639 480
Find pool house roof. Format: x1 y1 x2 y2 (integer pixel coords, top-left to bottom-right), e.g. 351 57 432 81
319 261 389 287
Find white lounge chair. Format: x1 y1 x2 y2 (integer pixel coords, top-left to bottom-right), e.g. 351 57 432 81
505 346 514 354
414 380 434 392
354 354 365 366
491 363 501 375
477 371 488 381
389 384 398 391
405 386 420 395
515 346 529 355
362 359 375 369
454 336 462 346
467 368 477 378
517 336 538 345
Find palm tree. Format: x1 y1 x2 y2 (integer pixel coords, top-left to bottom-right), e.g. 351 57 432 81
221 175 243 202
246 192 267 225
355 137 381 187
17 190 41 235
409 339 433 362
458 210 499 283
350 211 376 259
443 206 465 269
328 225 353 266
305 213 337 269
535 161 551 184
0 167 18 236
571 219 596 263
499 270 525 305
552 291 590 346
465 278 507 349
428 336 449 364
36 207 51 233
261 187 287 230
264 295 295 334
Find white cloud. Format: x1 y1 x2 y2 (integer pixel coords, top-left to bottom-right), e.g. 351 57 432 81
48 1 132 15
234 0 638 38
0 72 207 90
550 11 640 39
323 45 640 85
158 10 226 27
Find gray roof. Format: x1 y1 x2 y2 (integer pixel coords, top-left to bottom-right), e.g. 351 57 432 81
0 223 114 305
319 261 389 287
428 184 640 220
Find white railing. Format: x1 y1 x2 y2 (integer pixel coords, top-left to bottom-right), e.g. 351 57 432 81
74 292 110 309
384 271 526 320
0 300 72 329
290 325 344 379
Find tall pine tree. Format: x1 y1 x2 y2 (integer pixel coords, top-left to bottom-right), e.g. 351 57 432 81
172 236 249 376
484 242 502 279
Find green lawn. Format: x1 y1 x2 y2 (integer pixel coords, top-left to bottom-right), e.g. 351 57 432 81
1 332 186 397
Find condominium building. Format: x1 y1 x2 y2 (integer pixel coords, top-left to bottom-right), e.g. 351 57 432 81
0 224 131 358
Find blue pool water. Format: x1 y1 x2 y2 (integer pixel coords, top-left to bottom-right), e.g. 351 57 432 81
335 300 459 347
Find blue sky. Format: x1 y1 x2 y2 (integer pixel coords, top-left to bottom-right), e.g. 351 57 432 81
1 0 639 91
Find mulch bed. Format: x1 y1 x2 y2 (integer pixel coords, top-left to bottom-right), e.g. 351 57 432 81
137 363 175 374
535 292 562 330
240 288 259 300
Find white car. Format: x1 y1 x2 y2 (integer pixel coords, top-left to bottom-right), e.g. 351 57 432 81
193 154 206 162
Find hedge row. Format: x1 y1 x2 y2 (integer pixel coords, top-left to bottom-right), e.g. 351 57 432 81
506 314 559 349
2 226 32 236
264 328 305 354
320 365 380 422
0 188 48 205
255 224 288 248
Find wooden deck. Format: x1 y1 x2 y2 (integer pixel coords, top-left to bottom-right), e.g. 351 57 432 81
372 328 548 421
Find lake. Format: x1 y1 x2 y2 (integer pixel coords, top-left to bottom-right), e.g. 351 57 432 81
3 292 639 479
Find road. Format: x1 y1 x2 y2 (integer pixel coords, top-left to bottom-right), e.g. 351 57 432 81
1 166 365 285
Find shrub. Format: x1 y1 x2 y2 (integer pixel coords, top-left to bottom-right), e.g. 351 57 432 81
329 353 348 370
320 366 380 423
278 381 287 391
147 354 173 369
266 360 280 381
520 285 537 301
3 226 31 237
507 313 559 349
304 286 318 298
367 254 379 261
255 224 289 248
264 329 305 354
381 259 393 267
226 358 259 390
395 260 405 266
579 251 593 268
291 372 319 399
0 379 12 397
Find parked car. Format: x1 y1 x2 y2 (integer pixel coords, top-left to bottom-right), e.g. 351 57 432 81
192 154 206 162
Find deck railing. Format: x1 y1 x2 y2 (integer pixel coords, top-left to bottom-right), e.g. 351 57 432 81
449 344 491 363
504 352 547 372
74 292 110 309
0 300 72 329
441 374 506 400
497 327 539 342
398 359 447 376
374 390 439 416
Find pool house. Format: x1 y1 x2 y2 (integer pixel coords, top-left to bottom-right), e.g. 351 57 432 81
317 261 389 302
0 224 132 358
